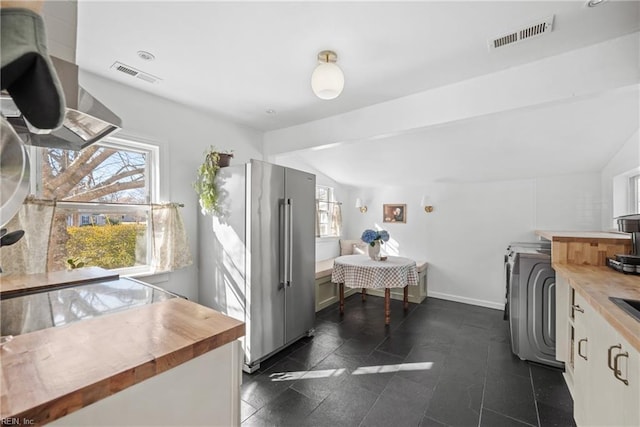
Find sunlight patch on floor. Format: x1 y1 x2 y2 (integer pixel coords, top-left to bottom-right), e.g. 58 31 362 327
352 361 434 375
268 362 433 382
269 368 347 381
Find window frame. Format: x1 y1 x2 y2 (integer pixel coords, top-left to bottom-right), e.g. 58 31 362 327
315 185 340 239
630 174 640 215
30 136 160 276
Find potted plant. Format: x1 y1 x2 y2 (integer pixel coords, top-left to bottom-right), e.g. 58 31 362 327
361 229 390 260
193 146 233 215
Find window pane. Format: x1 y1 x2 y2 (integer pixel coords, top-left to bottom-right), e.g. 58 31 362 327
636 176 640 213
316 187 328 201
40 146 148 203
315 185 340 238
53 206 149 270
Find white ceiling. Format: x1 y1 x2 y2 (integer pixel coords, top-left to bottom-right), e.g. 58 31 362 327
65 1 640 186
283 86 640 186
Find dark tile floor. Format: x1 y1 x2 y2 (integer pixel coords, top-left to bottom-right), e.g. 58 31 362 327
241 295 576 427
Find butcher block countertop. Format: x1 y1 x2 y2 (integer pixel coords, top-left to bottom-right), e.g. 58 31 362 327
553 264 640 353
535 230 631 243
0 288 245 424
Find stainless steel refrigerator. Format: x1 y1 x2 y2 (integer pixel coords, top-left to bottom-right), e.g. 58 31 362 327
198 159 316 372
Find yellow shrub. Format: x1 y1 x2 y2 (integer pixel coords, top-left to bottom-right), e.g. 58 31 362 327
66 224 146 269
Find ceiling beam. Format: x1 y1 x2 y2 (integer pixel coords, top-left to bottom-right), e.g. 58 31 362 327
264 32 639 157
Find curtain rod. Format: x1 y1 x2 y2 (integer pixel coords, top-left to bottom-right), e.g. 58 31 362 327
25 197 184 208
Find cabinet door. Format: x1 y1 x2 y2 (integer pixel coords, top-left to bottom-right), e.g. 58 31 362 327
572 292 590 425
585 306 621 426
617 334 640 426
573 294 640 427
555 274 569 363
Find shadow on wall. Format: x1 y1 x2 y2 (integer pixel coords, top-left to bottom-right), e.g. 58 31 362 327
375 223 399 256
204 217 246 321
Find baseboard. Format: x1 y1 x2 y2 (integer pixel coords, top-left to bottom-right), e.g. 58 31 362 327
427 291 504 311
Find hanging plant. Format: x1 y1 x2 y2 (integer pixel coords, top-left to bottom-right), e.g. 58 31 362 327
193 146 233 215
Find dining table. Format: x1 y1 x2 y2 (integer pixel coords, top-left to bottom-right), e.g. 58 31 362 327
331 255 419 325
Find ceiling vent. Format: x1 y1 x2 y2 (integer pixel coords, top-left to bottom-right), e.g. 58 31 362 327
110 62 162 84
488 15 554 51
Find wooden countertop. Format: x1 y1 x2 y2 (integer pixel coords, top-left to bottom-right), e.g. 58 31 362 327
0 267 119 298
0 297 245 425
553 264 640 352
536 230 631 243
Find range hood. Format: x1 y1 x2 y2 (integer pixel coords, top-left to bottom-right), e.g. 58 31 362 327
1 56 121 151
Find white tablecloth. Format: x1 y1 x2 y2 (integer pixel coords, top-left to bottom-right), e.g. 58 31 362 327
331 255 418 289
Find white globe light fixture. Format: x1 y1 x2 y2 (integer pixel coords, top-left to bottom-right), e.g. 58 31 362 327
311 50 344 100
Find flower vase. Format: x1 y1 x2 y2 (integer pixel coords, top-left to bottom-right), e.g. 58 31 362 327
368 240 381 260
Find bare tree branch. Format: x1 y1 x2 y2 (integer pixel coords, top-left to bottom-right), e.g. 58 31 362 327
64 180 146 202
100 168 144 187
46 147 116 198
42 145 147 203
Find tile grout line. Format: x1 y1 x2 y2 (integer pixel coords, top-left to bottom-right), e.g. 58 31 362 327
482 407 538 427
477 345 490 427
357 303 419 427
529 364 542 427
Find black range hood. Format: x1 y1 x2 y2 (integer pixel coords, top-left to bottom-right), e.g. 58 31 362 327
1 56 121 151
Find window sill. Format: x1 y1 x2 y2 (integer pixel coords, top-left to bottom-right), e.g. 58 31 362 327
316 236 340 242
115 266 170 284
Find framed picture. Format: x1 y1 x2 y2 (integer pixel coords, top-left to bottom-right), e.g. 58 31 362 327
383 204 407 223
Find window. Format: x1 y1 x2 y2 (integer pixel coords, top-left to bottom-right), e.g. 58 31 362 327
315 185 341 238
31 137 158 274
630 174 640 214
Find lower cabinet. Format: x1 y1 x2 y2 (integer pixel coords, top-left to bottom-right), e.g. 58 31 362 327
49 340 243 426
315 273 356 312
569 289 640 426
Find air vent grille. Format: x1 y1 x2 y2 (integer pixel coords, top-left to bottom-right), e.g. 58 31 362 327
489 15 554 51
110 62 162 84
116 65 138 76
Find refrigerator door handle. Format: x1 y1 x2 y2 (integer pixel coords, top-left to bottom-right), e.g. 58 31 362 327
283 199 291 287
279 200 287 289
287 198 293 287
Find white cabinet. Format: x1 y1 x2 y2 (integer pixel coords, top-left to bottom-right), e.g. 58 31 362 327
568 289 640 427
555 274 570 364
571 291 590 425
49 340 243 427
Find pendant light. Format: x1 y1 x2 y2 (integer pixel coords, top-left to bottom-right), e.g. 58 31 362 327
311 50 344 100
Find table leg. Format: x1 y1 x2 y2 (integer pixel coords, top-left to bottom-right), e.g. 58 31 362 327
403 286 409 310
339 283 344 315
384 288 391 325
362 288 367 301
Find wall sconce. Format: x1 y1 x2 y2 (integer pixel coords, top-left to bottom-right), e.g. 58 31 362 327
420 196 434 213
355 198 367 213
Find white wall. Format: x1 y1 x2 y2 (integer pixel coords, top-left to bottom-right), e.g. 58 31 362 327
344 174 602 309
271 153 605 309
535 173 602 230
601 130 640 230
79 71 263 301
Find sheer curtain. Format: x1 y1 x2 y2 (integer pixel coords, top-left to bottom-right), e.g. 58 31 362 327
1 197 55 275
1 199 192 275
331 202 342 237
150 203 193 273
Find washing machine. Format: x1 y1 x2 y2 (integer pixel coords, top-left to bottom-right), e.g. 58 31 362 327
505 241 563 369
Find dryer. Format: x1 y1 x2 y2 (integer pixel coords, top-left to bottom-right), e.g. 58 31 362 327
505 242 563 369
